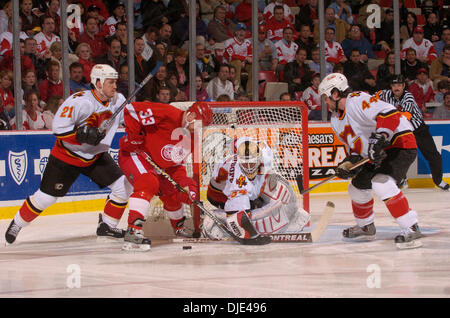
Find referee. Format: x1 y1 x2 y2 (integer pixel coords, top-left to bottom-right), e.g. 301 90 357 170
378 74 449 191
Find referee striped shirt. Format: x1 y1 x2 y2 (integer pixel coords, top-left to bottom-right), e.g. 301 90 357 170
378 89 424 130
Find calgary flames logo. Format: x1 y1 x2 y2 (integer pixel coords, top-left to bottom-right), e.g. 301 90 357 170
85 111 113 128
236 175 247 188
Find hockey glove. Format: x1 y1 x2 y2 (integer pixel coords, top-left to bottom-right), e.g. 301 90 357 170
335 154 363 179
119 134 145 153
76 125 106 146
368 132 390 166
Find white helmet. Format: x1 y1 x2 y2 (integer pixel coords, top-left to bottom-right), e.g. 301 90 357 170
318 73 349 98
236 138 263 180
90 64 118 87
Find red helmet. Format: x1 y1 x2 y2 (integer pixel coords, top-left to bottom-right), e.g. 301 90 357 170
188 102 213 126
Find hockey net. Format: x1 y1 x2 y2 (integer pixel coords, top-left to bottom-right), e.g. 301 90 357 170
147 101 309 234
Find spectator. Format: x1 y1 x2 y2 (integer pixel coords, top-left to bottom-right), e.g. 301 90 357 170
43 0 61 35
274 27 299 74
184 74 210 101
167 0 190 25
207 5 236 43
141 25 158 61
0 70 14 119
78 16 109 59
104 2 126 37
435 26 450 57
113 22 129 58
329 0 354 25
173 2 209 47
0 96 11 130
75 42 95 84
430 44 450 89
314 7 350 44
409 68 436 112
343 48 377 93
69 62 90 93
143 64 170 102
199 0 219 22
309 47 333 75
400 12 418 44
158 23 173 50
0 1 12 35
341 24 376 62
22 68 39 97
23 37 49 81
295 0 318 30
264 0 294 24
283 47 313 95
295 24 315 60
434 80 449 103
423 12 442 44
302 72 322 121
280 92 292 101
229 65 245 96
39 60 63 104
333 62 345 74
401 26 438 65
155 86 172 104
401 47 428 84
323 27 347 64
236 0 260 29
20 0 40 37
167 48 189 90
141 0 169 29
42 95 63 130
133 38 153 85
376 8 395 48
79 0 109 22
11 90 45 130
432 92 450 119
265 5 298 43
34 16 60 58
357 0 385 34
167 71 186 102
206 64 234 100
94 37 126 72
216 93 231 101
0 39 35 74
376 52 396 90
223 23 253 94
255 25 277 71
0 17 28 56
195 42 216 83
117 63 129 98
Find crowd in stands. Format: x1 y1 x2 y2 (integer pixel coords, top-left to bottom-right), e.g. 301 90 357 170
0 0 449 130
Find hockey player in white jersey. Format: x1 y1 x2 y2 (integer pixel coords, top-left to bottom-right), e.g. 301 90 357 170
5 64 133 244
318 73 422 249
202 137 310 243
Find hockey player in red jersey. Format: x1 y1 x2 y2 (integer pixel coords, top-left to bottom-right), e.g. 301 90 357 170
318 73 423 249
5 64 133 244
118 102 213 251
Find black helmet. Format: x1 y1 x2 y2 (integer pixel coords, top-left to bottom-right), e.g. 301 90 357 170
390 74 405 84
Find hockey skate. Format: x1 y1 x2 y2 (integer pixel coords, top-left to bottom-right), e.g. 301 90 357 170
5 219 22 245
122 219 151 251
174 227 193 238
342 223 376 241
395 223 422 249
437 182 449 191
96 214 125 240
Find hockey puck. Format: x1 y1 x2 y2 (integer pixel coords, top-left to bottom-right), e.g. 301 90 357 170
182 245 192 250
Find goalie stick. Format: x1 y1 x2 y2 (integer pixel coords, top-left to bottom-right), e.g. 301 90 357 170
296 157 370 195
173 201 335 243
98 60 163 134
135 149 269 245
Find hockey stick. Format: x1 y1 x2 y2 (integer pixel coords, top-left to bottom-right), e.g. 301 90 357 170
173 201 335 244
135 149 251 245
296 157 370 195
98 61 163 134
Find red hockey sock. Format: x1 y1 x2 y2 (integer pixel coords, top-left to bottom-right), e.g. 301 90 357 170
103 196 127 222
352 199 374 220
385 192 410 219
18 197 42 223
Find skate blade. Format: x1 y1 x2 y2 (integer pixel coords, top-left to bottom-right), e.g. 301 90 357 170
396 239 422 250
122 242 151 252
343 235 376 242
96 236 123 243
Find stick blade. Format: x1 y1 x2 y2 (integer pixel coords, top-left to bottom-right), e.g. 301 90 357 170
311 201 335 243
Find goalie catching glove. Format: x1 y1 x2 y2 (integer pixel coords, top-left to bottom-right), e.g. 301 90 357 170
76 125 106 146
368 132 390 166
335 154 363 179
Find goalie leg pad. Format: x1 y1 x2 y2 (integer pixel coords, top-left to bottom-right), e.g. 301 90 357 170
226 211 259 239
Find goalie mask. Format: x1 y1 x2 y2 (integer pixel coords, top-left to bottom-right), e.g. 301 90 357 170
237 140 262 180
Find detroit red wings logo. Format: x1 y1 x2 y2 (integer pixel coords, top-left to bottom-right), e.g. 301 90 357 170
85 111 113 128
161 144 189 163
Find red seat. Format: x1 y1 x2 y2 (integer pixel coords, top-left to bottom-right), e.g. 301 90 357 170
404 0 417 8
374 50 386 59
380 0 392 7
417 15 426 26
258 71 278 100
370 69 377 80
